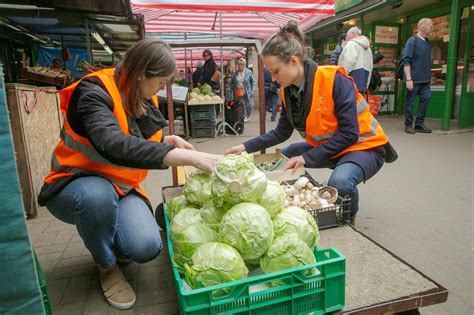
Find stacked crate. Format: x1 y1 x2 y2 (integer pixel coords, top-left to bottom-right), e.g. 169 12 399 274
162 120 185 136
189 105 216 138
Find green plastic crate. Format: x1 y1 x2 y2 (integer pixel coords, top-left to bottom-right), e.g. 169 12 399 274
33 252 52 315
165 207 346 315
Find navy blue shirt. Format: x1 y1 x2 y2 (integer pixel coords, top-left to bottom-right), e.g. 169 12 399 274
243 65 385 181
401 35 432 84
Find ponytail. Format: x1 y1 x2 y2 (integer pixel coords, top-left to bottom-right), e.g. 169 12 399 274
262 20 308 63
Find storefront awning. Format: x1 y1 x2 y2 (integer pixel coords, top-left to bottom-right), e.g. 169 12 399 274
131 0 335 39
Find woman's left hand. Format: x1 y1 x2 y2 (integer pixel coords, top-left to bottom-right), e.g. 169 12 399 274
283 155 305 173
164 135 194 150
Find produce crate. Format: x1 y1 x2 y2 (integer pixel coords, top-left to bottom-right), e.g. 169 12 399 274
164 206 346 315
33 251 52 315
189 105 216 121
190 126 216 138
190 120 215 129
284 175 352 230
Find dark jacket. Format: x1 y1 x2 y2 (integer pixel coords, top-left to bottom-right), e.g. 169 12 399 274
199 59 217 86
328 44 342 65
192 67 202 88
243 60 385 179
38 75 175 206
401 35 432 84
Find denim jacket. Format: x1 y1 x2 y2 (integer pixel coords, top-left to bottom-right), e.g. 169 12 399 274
231 68 255 105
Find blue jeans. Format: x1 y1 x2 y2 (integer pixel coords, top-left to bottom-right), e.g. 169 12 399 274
282 142 365 213
45 176 163 269
404 82 431 126
265 88 279 119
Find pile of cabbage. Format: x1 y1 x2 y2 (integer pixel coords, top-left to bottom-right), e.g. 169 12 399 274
167 153 320 291
189 84 222 102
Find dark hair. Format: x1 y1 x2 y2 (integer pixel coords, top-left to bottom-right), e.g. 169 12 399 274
202 49 213 59
118 37 176 118
262 20 307 63
338 32 347 44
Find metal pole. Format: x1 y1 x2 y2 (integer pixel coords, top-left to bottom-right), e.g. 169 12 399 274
220 12 226 136
441 0 461 131
166 81 178 186
84 19 92 64
258 55 266 152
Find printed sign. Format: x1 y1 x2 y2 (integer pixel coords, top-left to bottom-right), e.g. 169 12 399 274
335 0 363 13
375 25 399 44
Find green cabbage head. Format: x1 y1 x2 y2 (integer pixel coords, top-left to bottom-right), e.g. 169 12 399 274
183 171 213 206
257 180 286 218
273 206 319 249
167 195 197 221
170 208 202 240
219 202 274 261
260 235 317 284
184 242 248 291
212 153 267 206
172 223 217 271
200 83 213 95
200 203 228 232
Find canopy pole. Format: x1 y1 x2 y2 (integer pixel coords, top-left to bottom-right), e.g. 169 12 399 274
258 55 266 152
166 81 178 186
219 12 226 136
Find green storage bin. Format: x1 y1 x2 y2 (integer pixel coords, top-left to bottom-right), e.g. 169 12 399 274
33 252 52 315
165 207 346 314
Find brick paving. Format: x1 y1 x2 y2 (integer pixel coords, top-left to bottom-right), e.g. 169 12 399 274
28 116 473 314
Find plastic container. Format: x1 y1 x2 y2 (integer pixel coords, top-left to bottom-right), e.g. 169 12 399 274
283 176 352 229
165 207 346 315
33 252 52 315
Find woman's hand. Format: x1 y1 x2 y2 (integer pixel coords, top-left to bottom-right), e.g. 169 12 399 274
283 155 305 173
164 135 194 150
406 80 414 91
194 152 222 173
225 144 246 155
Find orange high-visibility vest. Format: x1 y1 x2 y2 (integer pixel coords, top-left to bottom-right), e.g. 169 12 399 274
43 68 163 202
282 65 388 158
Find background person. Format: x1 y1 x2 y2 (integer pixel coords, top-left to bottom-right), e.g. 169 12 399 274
338 27 373 94
328 32 346 65
401 18 434 134
231 57 255 122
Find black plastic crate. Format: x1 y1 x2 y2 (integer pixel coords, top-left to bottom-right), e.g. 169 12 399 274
190 110 216 121
190 120 215 129
191 126 216 138
283 175 352 230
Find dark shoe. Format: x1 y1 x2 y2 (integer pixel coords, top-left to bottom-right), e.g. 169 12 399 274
404 125 415 134
271 117 275 121
350 213 357 226
414 124 432 133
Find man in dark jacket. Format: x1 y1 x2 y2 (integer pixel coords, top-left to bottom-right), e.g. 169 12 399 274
402 18 433 134
328 32 346 65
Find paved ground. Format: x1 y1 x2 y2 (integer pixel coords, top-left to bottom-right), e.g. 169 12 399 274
28 113 473 314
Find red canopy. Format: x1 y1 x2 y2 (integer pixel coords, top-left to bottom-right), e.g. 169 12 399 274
131 0 335 39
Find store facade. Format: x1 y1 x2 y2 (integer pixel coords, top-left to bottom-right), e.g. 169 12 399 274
307 0 474 130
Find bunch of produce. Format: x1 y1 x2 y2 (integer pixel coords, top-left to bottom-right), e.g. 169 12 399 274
26 65 67 78
166 153 320 291
189 83 222 102
76 59 101 73
281 176 336 211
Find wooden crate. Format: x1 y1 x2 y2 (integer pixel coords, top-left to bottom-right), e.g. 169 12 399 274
6 84 62 218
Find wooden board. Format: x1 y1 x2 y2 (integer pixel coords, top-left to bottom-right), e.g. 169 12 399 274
187 99 224 106
319 226 448 313
6 84 62 218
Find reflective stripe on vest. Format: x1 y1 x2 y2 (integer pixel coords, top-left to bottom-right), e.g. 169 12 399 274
43 68 163 202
